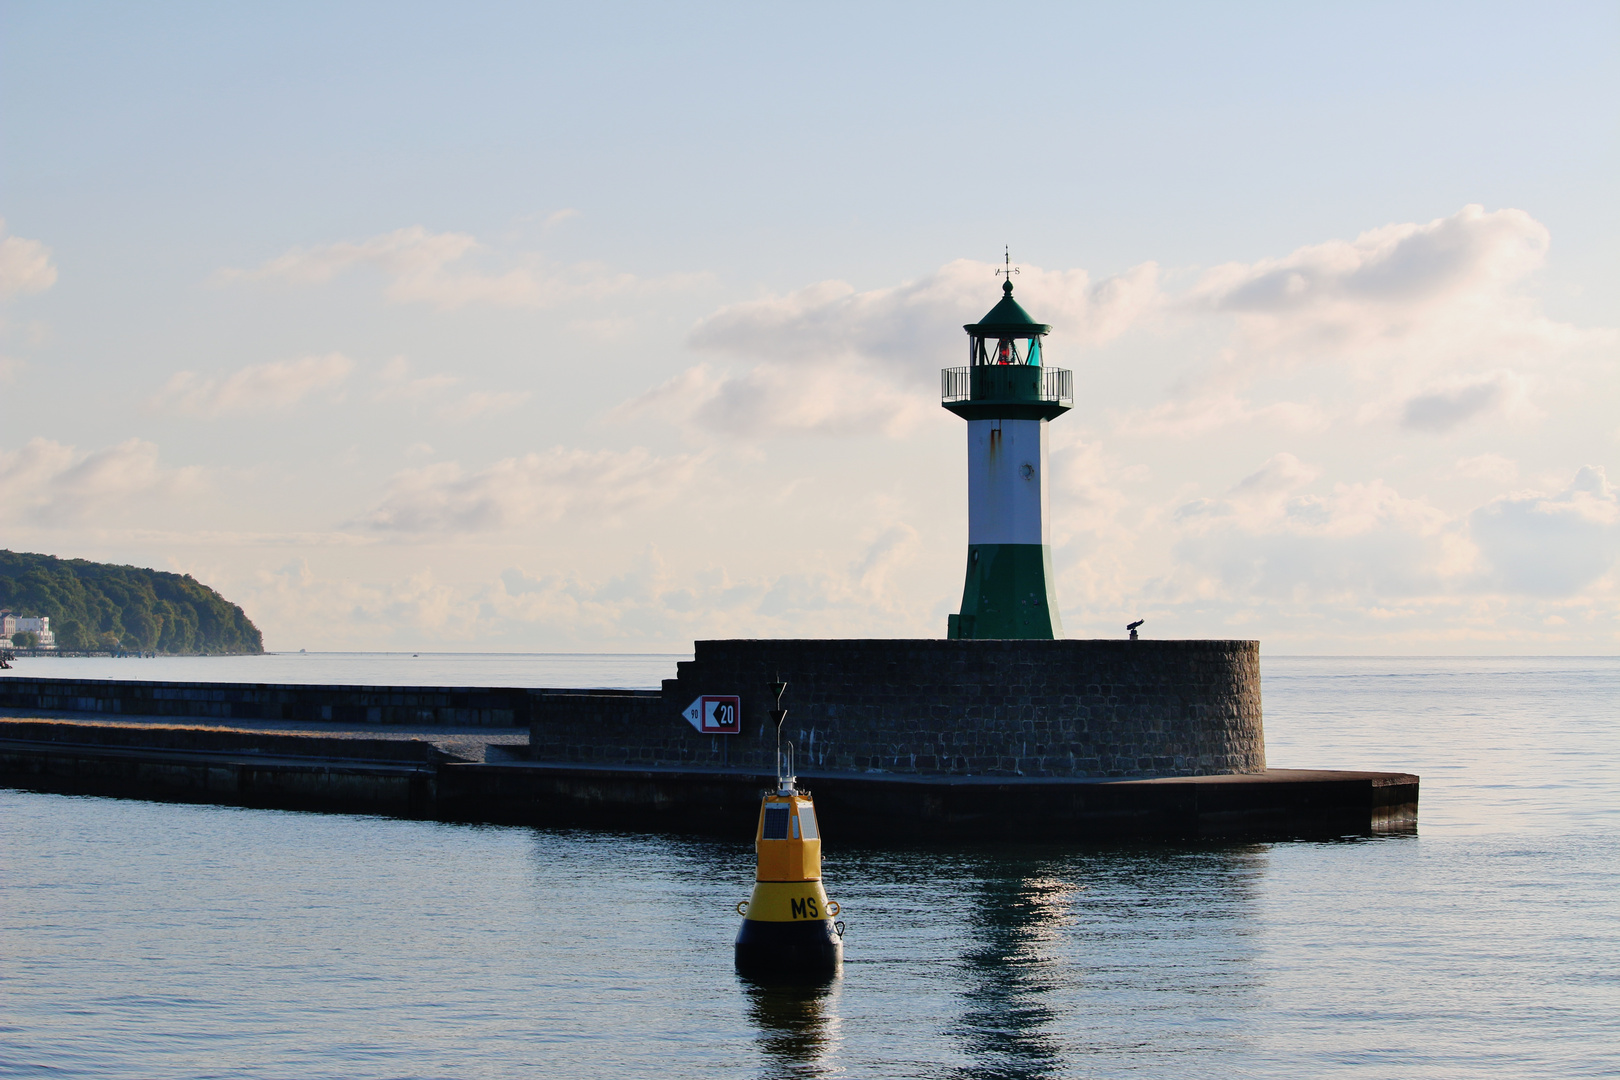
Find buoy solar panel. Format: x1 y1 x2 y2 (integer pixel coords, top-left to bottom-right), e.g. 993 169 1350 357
734 789 843 979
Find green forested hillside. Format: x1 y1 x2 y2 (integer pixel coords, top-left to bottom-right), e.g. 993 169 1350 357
0 550 263 654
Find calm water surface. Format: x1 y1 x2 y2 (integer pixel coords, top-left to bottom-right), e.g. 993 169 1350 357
3 656 1617 1078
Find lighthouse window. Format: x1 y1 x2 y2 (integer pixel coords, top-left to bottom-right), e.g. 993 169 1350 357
797 804 819 840
762 805 791 839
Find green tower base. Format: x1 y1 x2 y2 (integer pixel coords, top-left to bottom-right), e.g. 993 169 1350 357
947 543 1063 639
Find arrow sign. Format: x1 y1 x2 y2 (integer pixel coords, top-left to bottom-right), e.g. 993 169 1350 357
684 695 741 735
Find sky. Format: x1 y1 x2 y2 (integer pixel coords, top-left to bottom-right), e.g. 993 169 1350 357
1 2 1616 653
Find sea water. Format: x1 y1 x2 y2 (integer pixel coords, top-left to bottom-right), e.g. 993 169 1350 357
2 656 1617 1078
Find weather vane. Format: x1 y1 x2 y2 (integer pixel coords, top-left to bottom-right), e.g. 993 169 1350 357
995 246 1019 281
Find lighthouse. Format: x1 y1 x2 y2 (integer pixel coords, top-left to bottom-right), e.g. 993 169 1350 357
942 268 1073 639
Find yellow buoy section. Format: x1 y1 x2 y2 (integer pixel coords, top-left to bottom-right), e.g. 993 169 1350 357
747 794 829 916
734 792 842 978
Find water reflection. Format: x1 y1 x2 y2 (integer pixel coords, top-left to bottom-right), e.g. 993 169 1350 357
947 865 1078 1078
946 846 1270 1079
741 977 842 1079
518 827 1272 1078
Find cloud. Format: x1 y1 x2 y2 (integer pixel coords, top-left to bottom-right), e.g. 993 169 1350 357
1172 451 1323 525
481 531 933 645
372 356 530 422
1166 453 1470 603
0 437 205 523
852 523 920 599
221 225 703 310
1188 204 1551 351
148 353 354 416
0 221 57 297
1155 205 1609 439
435 390 531 422
241 560 462 645
1122 392 1329 438
1470 467 1619 596
234 528 938 648
227 227 480 288
1232 451 1323 498
1451 454 1519 483
690 258 1160 371
374 355 462 402
639 205 1603 446
1346 368 1546 436
1395 369 1543 433
359 446 707 532
626 258 1160 439
1124 458 1620 643
618 360 932 439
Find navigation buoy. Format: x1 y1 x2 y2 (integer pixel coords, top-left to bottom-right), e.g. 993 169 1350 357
735 681 843 980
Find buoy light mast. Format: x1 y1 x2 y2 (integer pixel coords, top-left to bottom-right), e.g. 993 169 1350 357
942 257 1073 639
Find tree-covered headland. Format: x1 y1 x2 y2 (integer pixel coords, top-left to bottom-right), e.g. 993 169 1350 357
0 550 263 654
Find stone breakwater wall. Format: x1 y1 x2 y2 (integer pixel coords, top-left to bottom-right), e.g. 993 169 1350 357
0 678 528 727
529 639 1265 779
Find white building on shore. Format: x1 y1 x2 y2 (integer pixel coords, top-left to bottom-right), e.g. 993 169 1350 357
1 612 57 648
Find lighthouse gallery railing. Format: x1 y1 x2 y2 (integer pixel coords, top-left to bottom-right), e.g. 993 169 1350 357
941 365 1073 407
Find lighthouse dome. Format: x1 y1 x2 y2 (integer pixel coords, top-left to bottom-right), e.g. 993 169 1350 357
963 279 1052 338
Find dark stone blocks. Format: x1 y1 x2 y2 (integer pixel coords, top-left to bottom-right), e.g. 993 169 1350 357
528 638 1264 779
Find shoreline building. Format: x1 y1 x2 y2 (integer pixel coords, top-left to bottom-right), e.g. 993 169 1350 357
942 278 1073 639
0 612 57 649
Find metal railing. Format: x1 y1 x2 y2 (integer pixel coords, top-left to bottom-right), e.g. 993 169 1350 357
941 365 1073 406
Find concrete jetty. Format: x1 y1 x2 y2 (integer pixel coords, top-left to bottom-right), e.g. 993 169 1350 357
0 640 1419 840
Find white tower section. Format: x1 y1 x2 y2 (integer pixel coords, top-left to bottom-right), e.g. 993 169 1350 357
966 418 1049 547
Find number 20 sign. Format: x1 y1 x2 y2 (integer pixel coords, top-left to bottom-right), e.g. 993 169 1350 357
683 695 741 735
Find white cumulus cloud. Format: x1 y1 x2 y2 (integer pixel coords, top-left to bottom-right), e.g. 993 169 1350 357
436 390 532 423
1394 370 1540 433
359 446 708 532
0 220 57 297
1152 205 1608 437
241 560 462 646
0 438 206 524
148 353 354 416
374 356 461 402
1470 467 1619 596
372 357 531 422
221 225 704 310
1168 455 1468 602
636 205 1605 446
690 258 1160 373
1188 204 1552 351
618 360 932 439
1123 392 1330 439
1451 454 1520 483
627 258 1160 439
